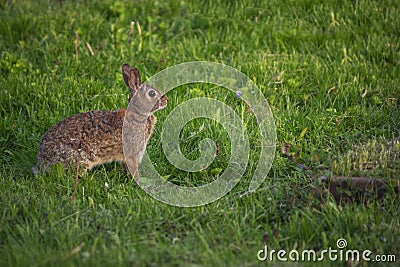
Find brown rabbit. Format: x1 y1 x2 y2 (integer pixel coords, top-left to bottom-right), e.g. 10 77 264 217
33 64 168 178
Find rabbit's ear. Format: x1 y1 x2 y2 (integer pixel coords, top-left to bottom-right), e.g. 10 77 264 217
122 64 142 103
122 64 132 87
130 68 141 89
122 64 141 90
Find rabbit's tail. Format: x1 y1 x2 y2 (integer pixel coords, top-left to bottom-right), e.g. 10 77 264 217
32 165 39 175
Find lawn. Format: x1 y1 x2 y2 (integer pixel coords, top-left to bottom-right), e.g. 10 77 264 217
1 0 399 266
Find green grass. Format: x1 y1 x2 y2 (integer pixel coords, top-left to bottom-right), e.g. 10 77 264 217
1 0 399 266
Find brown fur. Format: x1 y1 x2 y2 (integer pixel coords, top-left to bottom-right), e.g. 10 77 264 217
33 64 167 177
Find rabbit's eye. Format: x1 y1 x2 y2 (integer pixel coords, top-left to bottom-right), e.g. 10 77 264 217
148 90 156 97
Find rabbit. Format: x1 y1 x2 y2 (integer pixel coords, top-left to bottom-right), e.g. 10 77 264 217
33 63 168 179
